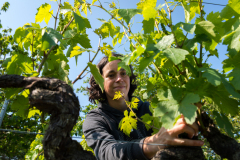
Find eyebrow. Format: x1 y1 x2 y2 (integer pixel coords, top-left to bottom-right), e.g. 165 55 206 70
105 68 126 75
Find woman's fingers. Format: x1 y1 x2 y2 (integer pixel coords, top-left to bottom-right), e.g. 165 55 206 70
168 123 196 139
174 114 199 137
188 122 199 136
169 138 204 146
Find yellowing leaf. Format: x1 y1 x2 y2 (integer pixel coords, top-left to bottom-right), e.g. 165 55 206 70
35 4 53 25
70 46 85 58
28 107 42 118
81 3 88 16
119 110 137 136
92 0 97 5
113 91 123 100
137 0 157 9
22 89 30 98
142 7 157 20
190 1 200 21
130 97 140 109
100 43 113 58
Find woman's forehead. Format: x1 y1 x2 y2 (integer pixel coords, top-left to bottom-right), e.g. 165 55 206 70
102 60 121 73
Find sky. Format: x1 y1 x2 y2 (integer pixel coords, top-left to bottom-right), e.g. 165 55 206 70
0 0 228 108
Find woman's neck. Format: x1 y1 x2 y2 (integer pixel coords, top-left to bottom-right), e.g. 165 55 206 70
107 98 128 112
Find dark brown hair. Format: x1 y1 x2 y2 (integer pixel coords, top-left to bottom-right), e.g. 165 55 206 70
88 53 137 104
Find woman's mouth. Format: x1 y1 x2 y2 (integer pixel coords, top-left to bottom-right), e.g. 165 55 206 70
114 86 125 89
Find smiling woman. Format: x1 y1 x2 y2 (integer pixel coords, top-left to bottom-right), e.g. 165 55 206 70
83 53 204 160
88 53 137 105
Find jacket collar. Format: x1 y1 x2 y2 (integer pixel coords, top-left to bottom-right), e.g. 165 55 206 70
97 97 143 116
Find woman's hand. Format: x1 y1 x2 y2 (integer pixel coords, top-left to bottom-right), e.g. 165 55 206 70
143 115 204 159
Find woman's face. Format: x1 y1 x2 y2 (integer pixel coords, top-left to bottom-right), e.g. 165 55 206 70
102 60 130 101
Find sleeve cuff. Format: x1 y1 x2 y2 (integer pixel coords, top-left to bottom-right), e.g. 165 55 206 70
132 138 149 160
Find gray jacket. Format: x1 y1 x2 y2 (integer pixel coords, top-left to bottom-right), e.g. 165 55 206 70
82 99 152 160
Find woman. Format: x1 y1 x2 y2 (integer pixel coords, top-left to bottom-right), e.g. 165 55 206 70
83 54 204 160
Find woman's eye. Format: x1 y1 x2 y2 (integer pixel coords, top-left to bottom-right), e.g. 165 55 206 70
121 72 126 76
108 74 114 78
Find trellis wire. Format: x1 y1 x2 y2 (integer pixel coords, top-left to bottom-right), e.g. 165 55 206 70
1 128 227 149
0 128 168 146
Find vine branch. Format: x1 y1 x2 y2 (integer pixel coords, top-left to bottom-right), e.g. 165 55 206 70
54 0 61 30
72 36 102 84
165 0 179 48
38 2 81 74
122 97 160 131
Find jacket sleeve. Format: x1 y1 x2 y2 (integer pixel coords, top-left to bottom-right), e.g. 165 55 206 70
82 111 149 160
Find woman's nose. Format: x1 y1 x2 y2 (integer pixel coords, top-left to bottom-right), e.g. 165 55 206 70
116 74 123 82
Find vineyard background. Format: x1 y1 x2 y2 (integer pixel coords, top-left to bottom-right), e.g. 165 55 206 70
0 0 239 159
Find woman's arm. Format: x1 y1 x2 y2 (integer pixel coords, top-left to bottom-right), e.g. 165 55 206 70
83 110 149 160
143 115 204 159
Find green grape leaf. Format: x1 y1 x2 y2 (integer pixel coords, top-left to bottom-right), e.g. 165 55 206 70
66 44 74 57
58 61 69 83
195 21 220 42
152 117 162 134
223 27 240 51
14 27 28 49
147 77 157 92
200 68 240 99
228 67 240 90
64 28 78 39
42 28 62 50
213 111 234 137
147 34 174 52
162 48 189 65
88 62 104 92
182 2 190 23
11 95 29 117
179 93 199 124
154 88 183 129
156 101 179 129
221 114 234 137
6 54 32 75
5 88 22 99
35 3 53 25
73 12 91 32
117 9 142 24
174 22 196 34
211 84 239 116
209 49 219 58
119 110 137 136
185 78 210 97
212 111 225 129
130 45 145 63
142 18 154 34
138 54 155 73
117 61 131 76
68 33 92 49
199 68 222 86
141 113 153 131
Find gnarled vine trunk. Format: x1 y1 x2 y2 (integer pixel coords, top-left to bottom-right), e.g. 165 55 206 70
1 75 239 160
0 75 95 160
